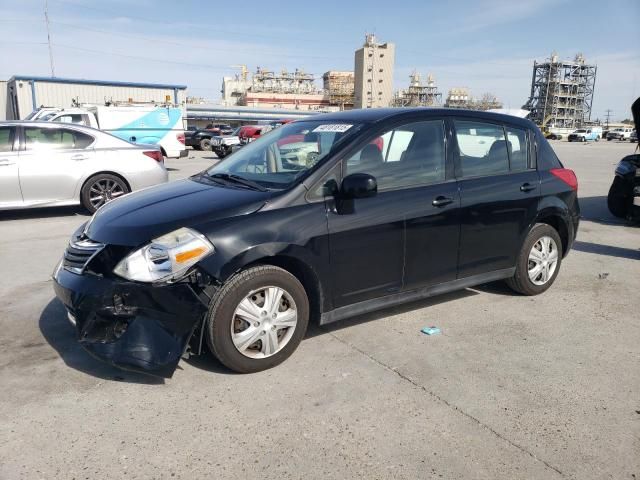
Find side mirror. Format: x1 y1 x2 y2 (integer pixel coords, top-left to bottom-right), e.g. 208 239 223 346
341 173 377 199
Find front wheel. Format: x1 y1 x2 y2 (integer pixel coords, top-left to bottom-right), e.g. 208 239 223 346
206 265 309 373
81 173 130 213
506 224 563 296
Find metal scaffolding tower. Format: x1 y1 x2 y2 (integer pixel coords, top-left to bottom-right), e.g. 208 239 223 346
523 52 597 128
392 72 442 107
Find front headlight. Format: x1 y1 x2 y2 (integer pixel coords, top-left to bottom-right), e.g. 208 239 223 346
113 228 214 283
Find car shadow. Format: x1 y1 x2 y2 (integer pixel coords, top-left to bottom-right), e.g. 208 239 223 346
0 205 89 221
572 241 640 260
183 348 237 375
39 298 164 384
578 195 632 226
306 289 478 338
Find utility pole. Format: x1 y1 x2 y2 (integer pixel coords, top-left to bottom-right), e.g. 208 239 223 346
604 109 613 129
44 0 55 77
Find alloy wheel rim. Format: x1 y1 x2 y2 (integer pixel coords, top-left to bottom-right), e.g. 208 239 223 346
230 286 298 359
528 235 559 286
89 179 125 209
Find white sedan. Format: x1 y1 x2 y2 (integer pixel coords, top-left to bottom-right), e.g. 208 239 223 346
0 121 168 213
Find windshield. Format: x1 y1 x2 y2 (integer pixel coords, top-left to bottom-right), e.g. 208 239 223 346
231 127 242 136
205 120 362 189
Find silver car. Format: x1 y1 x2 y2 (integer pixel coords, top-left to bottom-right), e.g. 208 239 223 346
0 121 168 213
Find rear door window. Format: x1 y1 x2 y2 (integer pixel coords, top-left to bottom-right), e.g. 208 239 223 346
24 128 94 150
454 120 509 178
505 126 530 171
0 127 14 152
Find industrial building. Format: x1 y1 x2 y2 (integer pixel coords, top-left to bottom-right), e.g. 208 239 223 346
219 66 338 111
2 75 187 120
392 72 442 107
221 65 252 107
354 34 395 109
323 71 355 110
444 87 503 111
523 53 597 128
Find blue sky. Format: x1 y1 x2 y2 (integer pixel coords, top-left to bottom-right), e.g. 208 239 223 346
1 0 638 120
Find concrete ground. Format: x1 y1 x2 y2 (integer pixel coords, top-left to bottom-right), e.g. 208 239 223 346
0 141 638 480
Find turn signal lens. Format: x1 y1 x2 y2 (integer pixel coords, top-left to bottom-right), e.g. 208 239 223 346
175 246 207 264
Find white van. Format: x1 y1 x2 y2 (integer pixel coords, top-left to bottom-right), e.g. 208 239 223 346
27 105 187 158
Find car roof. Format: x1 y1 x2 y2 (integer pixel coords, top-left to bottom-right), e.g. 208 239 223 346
295 107 537 130
0 120 104 134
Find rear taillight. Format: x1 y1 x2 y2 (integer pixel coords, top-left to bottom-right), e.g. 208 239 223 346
550 168 578 191
177 133 185 145
143 150 164 163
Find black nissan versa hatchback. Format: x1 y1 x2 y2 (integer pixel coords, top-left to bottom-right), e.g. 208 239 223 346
53 108 580 377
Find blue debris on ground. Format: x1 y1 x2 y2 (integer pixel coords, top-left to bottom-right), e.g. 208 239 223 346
421 326 441 336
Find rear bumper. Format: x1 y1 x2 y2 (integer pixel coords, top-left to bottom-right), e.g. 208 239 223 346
52 262 207 378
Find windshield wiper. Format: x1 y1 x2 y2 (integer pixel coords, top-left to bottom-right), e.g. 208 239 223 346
206 173 268 192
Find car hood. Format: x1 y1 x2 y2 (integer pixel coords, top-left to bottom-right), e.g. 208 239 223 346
85 177 270 246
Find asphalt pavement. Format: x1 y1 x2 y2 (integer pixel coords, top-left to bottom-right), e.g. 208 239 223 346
0 141 638 479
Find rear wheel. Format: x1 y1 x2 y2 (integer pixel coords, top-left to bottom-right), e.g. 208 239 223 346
81 173 129 213
206 265 309 373
200 138 211 150
506 224 563 296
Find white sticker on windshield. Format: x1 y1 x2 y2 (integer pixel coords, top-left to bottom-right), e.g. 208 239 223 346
312 124 353 133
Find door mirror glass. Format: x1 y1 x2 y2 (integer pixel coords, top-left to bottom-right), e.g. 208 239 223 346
341 173 377 199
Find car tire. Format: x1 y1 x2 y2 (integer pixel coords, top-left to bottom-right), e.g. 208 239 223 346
200 138 211 150
505 223 563 296
206 265 310 373
81 173 130 214
595 137 599 142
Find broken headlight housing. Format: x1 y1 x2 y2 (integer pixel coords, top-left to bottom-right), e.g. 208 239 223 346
113 228 214 283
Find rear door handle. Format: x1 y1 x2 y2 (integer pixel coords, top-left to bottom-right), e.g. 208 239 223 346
0 158 15 166
432 196 454 207
71 154 89 161
520 183 536 192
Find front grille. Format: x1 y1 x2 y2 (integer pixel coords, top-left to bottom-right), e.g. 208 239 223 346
63 236 104 274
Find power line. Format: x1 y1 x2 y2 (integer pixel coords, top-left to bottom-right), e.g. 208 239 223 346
604 109 613 128
48 0 349 46
44 0 55 76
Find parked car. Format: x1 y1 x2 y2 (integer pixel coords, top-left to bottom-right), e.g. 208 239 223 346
53 108 579 377
238 125 264 144
607 97 640 221
206 124 234 135
630 130 637 143
607 128 633 141
568 127 602 142
0 121 168 213
185 127 223 151
210 127 242 158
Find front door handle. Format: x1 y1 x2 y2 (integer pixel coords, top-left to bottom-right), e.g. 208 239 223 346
71 154 89 161
0 159 15 166
432 195 454 207
520 182 536 192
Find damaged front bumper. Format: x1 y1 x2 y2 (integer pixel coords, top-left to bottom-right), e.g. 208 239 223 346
52 262 208 378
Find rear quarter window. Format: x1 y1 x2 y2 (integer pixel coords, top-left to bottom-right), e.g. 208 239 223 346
536 134 562 170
